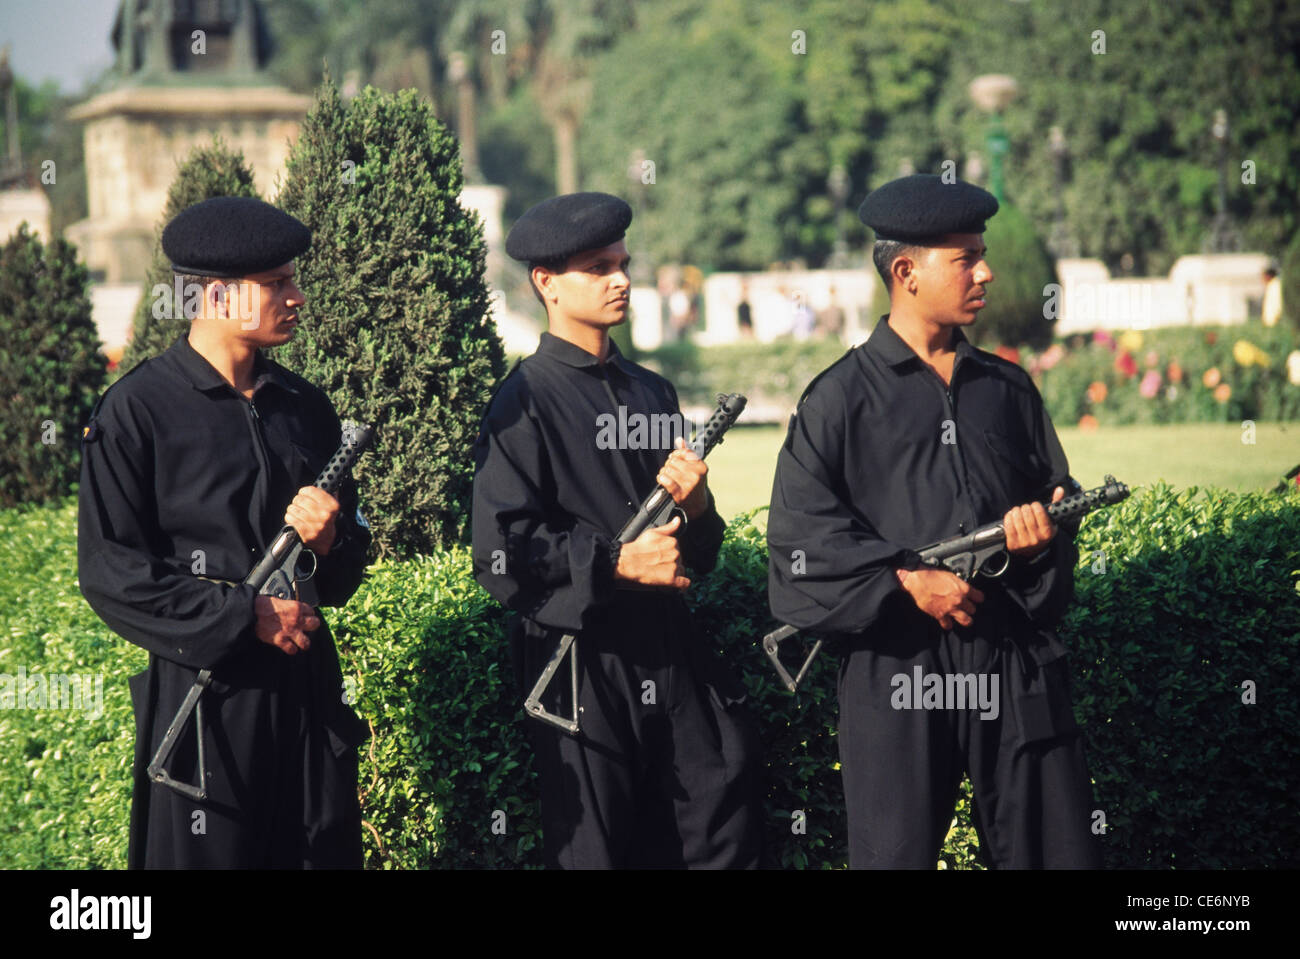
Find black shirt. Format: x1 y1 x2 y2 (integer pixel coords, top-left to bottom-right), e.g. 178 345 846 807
472 331 725 634
767 316 1076 640
78 335 370 669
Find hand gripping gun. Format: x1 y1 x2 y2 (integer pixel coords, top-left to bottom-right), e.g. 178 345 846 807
524 393 748 735
762 475 1131 693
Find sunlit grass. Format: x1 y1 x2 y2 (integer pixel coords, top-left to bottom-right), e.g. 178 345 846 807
707 421 1298 522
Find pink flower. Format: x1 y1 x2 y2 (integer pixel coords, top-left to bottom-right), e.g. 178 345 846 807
1093 330 1116 350
1039 343 1066 370
1144 350 1160 369
1139 370 1162 398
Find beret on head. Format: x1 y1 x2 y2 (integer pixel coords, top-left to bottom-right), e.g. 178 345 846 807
505 191 633 263
858 174 999 243
162 196 311 277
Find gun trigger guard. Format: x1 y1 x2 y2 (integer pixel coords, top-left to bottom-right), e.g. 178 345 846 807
296 547 318 583
979 549 1011 578
672 505 688 529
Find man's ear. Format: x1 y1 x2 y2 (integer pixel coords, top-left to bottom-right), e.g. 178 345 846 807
891 253 916 294
531 265 556 304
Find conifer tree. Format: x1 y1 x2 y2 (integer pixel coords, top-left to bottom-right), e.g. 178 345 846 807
0 224 106 506
976 204 1057 350
278 78 505 556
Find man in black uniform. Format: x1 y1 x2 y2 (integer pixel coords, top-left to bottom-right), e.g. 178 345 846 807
472 192 762 868
768 174 1102 869
78 197 371 868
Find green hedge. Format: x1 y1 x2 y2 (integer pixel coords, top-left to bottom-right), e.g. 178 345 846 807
3 487 1297 868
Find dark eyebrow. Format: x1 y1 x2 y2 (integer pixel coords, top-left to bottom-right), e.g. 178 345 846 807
955 247 986 258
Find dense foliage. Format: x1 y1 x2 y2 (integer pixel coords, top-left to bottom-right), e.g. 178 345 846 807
253 0 1300 276
0 225 105 507
4 485 1297 868
277 78 506 557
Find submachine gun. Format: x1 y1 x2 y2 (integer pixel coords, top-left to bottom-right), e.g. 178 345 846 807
147 421 376 801
524 393 748 735
762 474 1131 693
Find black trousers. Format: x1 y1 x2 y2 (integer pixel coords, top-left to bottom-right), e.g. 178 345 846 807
837 622 1103 869
518 596 763 868
129 639 365 869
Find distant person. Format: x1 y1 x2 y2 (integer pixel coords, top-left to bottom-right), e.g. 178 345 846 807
1262 262 1282 327
791 291 816 340
817 285 846 340
737 282 754 339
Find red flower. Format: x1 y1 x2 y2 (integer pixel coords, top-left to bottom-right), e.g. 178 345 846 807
1114 351 1138 378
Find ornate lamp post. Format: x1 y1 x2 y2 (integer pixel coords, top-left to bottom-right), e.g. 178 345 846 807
828 162 850 268
968 74 1019 203
1047 125 1076 258
626 148 653 287
1204 108 1241 253
0 47 24 188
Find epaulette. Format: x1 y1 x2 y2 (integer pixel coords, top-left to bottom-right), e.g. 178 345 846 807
795 346 860 408
81 357 155 445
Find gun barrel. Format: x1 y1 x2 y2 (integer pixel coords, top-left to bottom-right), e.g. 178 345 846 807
1047 474 1130 523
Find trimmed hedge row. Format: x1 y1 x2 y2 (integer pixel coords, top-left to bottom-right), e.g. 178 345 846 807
2 486 1297 868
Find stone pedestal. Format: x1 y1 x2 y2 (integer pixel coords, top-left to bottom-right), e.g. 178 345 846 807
65 85 310 283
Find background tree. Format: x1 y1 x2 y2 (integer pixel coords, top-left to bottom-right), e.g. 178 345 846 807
119 141 259 372
971 203 1057 350
277 78 505 557
0 224 105 507
934 0 1300 275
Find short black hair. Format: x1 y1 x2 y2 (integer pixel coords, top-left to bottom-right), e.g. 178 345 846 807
527 257 568 306
872 240 924 291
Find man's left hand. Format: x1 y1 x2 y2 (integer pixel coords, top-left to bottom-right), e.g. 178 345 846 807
658 437 709 521
1004 486 1065 558
286 486 340 555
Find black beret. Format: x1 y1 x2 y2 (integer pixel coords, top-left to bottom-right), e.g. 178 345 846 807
162 196 311 277
858 174 999 243
505 192 633 263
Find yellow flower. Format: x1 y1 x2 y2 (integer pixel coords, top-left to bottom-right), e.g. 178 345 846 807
1232 339 1270 368
1118 330 1144 353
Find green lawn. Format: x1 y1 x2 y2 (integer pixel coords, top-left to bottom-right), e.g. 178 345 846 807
707 421 1299 522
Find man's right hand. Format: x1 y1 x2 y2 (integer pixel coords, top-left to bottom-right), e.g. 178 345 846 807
897 568 984 630
254 595 320 655
614 515 691 590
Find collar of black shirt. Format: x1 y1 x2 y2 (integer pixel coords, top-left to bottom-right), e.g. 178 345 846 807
166 334 301 396
536 330 635 377
866 315 999 373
